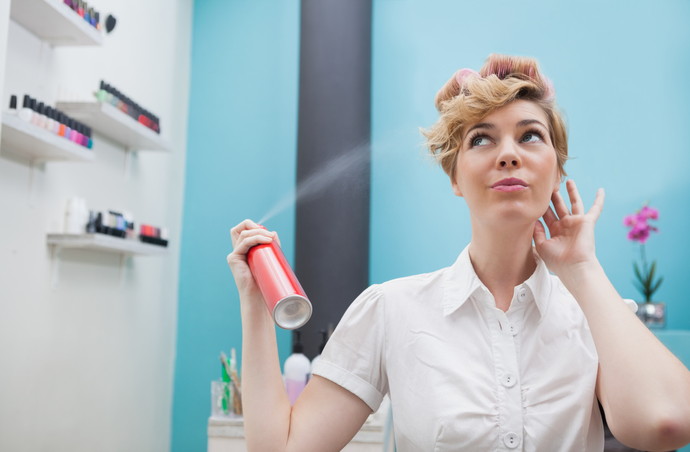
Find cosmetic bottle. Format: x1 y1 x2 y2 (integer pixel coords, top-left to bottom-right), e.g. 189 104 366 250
283 331 311 405
45 106 55 131
18 95 33 122
64 197 88 234
49 107 58 134
8 95 17 115
95 80 108 103
30 99 40 126
309 330 328 378
85 126 93 148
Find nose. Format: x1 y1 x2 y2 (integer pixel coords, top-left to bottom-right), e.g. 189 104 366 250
496 141 521 169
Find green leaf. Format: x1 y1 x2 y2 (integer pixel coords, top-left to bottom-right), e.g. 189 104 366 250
633 262 644 285
646 261 657 288
650 277 664 297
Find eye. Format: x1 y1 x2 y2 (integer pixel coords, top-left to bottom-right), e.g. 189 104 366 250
521 130 544 143
470 134 491 147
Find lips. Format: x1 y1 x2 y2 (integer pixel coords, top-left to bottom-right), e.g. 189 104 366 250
491 177 527 188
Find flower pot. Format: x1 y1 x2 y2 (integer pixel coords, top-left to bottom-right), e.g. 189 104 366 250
635 301 666 328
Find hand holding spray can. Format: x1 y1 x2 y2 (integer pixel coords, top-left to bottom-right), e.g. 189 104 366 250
247 228 312 330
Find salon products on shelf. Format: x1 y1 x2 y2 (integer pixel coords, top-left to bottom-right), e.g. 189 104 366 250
62 198 169 248
62 0 102 31
94 81 160 134
283 331 311 405
139 224 169 247
8 94 93 149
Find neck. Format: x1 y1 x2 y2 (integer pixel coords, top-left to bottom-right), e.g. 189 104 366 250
468 219 537 311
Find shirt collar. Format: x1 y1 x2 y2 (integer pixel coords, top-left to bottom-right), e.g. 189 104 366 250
441 244 552 317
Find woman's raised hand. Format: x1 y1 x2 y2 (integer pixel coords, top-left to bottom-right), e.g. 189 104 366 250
533 180 605 278
227 219 279 297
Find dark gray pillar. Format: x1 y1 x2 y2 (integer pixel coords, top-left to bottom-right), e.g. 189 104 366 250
295 0 372 358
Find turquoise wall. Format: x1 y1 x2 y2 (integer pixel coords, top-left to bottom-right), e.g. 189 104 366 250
370 0 690 329
172 0 300 450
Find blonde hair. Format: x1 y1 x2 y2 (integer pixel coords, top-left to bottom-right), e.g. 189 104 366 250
422 54 568 182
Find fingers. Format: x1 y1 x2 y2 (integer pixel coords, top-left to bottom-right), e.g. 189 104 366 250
229 219 276 253
542 206 558 230
229 228 276 259
551 189 570 219
566 179 584 215
533 220 547 248
230 219 261 245
551 179 584 219
587 188 605 221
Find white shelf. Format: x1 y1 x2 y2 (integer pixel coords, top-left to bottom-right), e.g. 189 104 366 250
47 233 168 256
56 101 171 152
10 0 103 47
1 112 95 162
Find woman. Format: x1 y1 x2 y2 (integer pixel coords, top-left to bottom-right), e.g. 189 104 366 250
227 54 690 451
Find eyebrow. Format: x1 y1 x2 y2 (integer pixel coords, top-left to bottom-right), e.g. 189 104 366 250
464 119 549 137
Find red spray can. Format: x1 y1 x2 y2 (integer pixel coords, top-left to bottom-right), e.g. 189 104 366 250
247 237 312 330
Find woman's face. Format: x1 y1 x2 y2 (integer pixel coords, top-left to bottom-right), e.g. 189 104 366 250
451 100 561 226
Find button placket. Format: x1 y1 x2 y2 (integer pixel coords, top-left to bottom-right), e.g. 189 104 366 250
492 309 523 451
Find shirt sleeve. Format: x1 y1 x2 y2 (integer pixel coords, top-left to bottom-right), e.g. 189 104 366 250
311 284 388 412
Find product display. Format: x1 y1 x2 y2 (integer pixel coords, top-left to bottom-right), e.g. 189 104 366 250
139 224 168 247
8 94 93 149
63 0 102 31
58 200 170 248
283 331 310 405
94 81 161 134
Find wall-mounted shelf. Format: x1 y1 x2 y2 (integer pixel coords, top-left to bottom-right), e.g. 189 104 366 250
56 101 171 152
1 112 95 162
10 0 103 47
47 233 168 256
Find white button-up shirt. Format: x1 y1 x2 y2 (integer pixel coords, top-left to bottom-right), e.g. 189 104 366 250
312 245 604 451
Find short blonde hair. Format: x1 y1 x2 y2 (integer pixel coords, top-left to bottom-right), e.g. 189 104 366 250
422 54 568 182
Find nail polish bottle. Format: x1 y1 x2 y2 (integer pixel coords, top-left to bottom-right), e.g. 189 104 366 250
72 121 80 144
51 108 61 134
95 81 107 103
30 99 40 126
8 95 17 115
78 0 84 18
38 103 49 129
86 126 93 148
56 112 65 136
94 11 101 30
44 106 54 131
79 124 88 147
78 123 86 146
65 115 72 140
18 95 33 122
84 4 91 23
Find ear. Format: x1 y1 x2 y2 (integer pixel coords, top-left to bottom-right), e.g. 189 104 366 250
451 178 463 197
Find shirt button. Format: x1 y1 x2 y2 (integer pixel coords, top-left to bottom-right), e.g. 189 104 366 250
509 324 518 336
501 373 517 387
518 287 528 302
503 431 520 448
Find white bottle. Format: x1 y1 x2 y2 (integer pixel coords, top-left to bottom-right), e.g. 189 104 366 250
310 330 329 378
284 331 310 405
